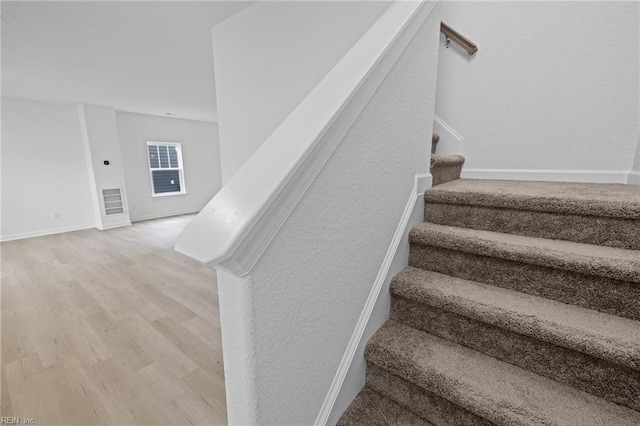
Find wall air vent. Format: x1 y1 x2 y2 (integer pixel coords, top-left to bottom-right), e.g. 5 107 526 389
102 188 125 215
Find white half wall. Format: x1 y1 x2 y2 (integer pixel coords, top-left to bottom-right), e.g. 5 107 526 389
1 97 95 240
211 0 392 183
116 112 222 222
206 3 440 423
435 1 639 180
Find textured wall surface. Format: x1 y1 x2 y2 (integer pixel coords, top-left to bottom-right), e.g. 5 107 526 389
435 1 639 173
633 134 640 171
630 133 640 184
116 112 222 221
222 13 440 424
211 1 392 183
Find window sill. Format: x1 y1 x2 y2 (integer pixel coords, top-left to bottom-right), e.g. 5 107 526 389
152 192 188 198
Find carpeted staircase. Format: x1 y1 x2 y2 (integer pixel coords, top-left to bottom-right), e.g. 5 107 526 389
339 146 640 424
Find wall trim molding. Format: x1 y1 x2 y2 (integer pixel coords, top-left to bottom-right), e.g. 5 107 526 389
433 114 463 140
131 208 201 223
627 170 640 185
175 1 437 277
461 168 630 184
317 172 432 425
96 220 132 230
1 208 200 241
432 114 463 155
0 223 95 242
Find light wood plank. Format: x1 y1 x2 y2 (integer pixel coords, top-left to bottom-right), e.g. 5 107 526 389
1 215 226 425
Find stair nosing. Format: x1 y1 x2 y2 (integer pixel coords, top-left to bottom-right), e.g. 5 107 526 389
425 179 640 220
391 266 640 371
338 386 433 426
430 154 465 167
366 320 640 426
409 223 640 283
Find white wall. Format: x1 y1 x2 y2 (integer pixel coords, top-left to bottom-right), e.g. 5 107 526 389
1 98 222 241
116 112 222 222
629 133 640 184
214 6 439 424
1 97 95 240
78 104 131 229
211 0 392 183
435 1 639 181
633 134 640 170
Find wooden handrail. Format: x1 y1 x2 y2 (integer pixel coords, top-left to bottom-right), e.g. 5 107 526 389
441 22 478 55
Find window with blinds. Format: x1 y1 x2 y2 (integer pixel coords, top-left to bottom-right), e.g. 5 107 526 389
147 142 186 196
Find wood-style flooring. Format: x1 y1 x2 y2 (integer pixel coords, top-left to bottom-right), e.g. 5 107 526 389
1 215 226 425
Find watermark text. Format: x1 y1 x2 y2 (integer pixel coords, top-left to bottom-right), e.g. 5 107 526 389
1 417 36 424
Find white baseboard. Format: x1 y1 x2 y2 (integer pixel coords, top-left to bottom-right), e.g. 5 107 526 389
461 168 630 184
432 114 463 155
97 220 132 230
1 209 201 242
130 208 201 223
318 172 432 426
0 223 95 242
628 171 640 185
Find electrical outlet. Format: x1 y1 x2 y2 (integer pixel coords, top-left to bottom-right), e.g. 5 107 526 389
54 213 60 219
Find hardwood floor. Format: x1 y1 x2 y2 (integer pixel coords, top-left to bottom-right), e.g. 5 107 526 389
1 215 226 425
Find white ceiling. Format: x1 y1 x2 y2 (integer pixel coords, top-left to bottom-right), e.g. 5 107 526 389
1 1 255 122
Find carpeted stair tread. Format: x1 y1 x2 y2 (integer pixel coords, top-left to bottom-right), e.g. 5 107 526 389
410 223 640 283
338 386 433 426
391 267 640 370
429 154 464 167
366 321 640 426
340 177 640 423
430 155 465 186
426 179 640 219
366 362 493 425
423 197 640 250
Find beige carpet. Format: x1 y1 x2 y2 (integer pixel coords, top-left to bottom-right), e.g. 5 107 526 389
340 160 640 424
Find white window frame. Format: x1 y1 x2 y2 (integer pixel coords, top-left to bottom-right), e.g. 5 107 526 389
147 141 187 197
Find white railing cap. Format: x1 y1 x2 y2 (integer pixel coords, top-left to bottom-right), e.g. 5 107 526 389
175 1 433 276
